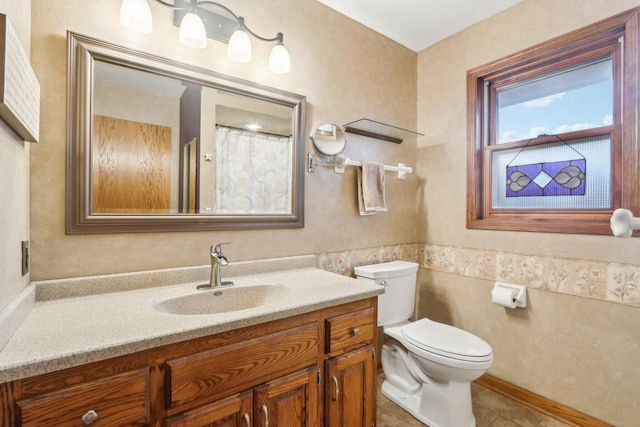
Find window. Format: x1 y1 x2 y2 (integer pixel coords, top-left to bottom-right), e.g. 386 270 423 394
467 8 640 235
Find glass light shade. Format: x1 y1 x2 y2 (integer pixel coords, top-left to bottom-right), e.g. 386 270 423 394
119 0 153 33
228 29 252 63
269 42 291 74
179 12 207 49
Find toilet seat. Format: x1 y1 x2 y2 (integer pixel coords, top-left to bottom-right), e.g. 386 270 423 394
402 318 493 363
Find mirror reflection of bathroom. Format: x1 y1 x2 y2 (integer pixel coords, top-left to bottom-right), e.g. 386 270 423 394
310 123 346 156
91 58 295 216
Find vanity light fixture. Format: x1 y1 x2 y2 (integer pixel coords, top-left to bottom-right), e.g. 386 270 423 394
120 0 153 34
178 9 207 49
119 0 291 74
227 17 252 63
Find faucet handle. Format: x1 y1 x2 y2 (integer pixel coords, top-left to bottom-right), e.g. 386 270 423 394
211 242 232 254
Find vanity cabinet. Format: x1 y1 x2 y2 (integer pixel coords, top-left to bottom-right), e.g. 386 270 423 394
0 298 376 427
167 366 319 427
254 366 319 427
325 347 375 427
166 322 320 427
166 390 253 427
16 368 150 426
324 308 376 427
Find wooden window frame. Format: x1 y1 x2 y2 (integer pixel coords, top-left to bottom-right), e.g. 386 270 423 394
467 8 640 235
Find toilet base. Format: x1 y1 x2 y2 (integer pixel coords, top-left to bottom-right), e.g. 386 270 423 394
381 377 476 427
381 380 429 425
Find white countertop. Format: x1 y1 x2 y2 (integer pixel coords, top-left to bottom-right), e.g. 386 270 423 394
0 262 382 383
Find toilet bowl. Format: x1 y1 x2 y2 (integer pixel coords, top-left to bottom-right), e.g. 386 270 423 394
355 261 493 427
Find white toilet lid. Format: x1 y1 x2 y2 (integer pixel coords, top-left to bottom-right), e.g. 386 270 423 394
402 318 493 361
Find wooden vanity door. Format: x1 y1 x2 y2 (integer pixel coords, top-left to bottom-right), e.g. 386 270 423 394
254 366 319 427
325 346 375 427
165 391 253 427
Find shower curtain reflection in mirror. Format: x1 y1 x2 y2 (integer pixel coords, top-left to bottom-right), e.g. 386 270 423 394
215 127 293 214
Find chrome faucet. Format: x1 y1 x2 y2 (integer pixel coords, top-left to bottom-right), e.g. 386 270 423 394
197 243 234 290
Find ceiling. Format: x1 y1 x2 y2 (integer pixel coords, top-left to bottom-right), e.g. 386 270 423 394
317 0 523 52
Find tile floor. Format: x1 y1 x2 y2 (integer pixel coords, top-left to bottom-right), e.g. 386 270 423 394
376 374 572 427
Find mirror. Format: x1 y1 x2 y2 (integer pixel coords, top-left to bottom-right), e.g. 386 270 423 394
66 33 306 233
310 123 346 156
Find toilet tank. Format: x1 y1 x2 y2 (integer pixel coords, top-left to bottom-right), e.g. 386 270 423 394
354 261 419 327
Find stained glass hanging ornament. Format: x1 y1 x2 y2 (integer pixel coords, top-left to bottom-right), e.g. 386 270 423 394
505 134 586 197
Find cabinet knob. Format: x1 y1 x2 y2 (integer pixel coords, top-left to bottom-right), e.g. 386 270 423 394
352 328 360 336
81 410 98 425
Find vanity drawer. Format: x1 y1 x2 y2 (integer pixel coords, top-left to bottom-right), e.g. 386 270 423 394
167 322 319 410
325 307 374 355
16 368 150 427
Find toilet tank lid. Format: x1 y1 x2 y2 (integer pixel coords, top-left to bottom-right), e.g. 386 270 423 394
354 261 419 279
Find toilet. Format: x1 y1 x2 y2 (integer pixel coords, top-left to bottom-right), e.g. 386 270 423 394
355 261 493 427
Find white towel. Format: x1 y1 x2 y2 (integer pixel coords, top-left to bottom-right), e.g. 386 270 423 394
357 161 387 215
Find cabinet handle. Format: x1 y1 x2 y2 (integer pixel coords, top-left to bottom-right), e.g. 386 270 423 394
331 376 339 401
243 412 250 427
261 404 269 427
81 410 98 425
352 327 360 336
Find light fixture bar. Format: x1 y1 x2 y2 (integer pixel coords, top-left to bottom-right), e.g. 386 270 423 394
171 0 236 43
161 0 282 43
120 0 291 73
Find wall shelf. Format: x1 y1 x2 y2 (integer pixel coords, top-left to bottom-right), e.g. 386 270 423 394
344 118 423 144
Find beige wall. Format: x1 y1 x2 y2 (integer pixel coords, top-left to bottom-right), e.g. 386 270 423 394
416 1 640 425
29 0 418 280
418 269 640 427
0 0 31 312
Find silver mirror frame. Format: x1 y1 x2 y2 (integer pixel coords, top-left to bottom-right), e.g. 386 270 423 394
66 32 306 234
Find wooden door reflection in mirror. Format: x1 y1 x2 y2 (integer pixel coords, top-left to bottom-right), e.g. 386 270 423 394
92 115 172 214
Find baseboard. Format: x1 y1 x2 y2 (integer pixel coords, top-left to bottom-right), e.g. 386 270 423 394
475 374 612 427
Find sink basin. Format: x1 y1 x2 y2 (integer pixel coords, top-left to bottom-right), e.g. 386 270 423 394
153 283 291 315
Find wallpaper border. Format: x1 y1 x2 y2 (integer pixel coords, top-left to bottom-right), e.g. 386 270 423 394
317 243 639 308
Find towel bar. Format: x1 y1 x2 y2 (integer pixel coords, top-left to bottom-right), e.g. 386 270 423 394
307 153 412 179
